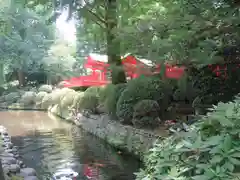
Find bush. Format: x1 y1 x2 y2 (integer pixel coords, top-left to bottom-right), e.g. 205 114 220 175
35 91 48 103
52 88 75 105
104 83 127 117
116 76 171 124
99 85 114 103
84 86 102 98
78 92 99 113
136 98 240 180
172 80 200 103
60 90 78 108
19 91 36 105
4 92 21 104
132 100 161 129
38 84 53 93
71 92 84 111
41 93 53 109
35 91 47 107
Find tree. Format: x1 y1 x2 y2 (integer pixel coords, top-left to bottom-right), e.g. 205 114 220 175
117 0 240 66
43 38 77 83
0 0 57 86
74 0 127 84
28 0 127 84
16 0 240 82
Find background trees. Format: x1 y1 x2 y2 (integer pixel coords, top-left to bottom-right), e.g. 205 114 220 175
0 0 78 86
1 0 240 91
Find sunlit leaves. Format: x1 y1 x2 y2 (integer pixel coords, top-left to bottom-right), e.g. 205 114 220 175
0 1 55 75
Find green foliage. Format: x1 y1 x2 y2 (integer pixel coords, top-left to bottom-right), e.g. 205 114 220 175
71 92 84 110
0 0 78 85
24 0 240 73
189 65 240 107
116 76 171 124
136 97 240 180
0 1 55 74
84 86 103 98
60 91 77 108
98 85 113 103
118 0 240 66
132 99 160 129
78 92 99 113
173 80 200 103
42 39 77 79
103 83 127 118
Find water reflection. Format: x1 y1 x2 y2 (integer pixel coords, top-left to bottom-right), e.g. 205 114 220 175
0 111 141 180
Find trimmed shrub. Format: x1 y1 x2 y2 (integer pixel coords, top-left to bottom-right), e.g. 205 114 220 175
35 91 47 108
116 76 171 124
136 98 240 180
84 86 102 98
60 91 78 108
35 91 48 103
38 84 53 93
41 93 53 109
78 92 99 113
52 88 75 105
99 85 113 103
4 92 21 104
104 83 127 117
40 88 75 109
71 92 84 111
19 91 36 106
132 100 161 129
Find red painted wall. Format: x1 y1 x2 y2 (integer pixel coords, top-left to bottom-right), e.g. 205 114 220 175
62 54 185 88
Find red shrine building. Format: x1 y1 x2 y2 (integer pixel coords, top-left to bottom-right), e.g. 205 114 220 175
62 53 186 88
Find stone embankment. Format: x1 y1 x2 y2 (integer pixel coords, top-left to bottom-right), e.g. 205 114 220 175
0 126 38 180
49 110 165 160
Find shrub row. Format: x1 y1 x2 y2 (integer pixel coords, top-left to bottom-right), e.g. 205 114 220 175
92 76 173 128
40 76 173 128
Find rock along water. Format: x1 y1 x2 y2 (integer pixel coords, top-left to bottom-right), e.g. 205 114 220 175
0 125 38 180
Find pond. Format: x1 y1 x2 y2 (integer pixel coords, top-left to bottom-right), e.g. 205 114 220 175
0 110 142 180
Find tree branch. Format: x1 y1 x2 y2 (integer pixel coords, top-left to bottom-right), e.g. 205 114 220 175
82 0 107 28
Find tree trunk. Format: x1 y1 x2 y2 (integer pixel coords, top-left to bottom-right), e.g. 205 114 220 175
106 0 126 84
17 69 25 87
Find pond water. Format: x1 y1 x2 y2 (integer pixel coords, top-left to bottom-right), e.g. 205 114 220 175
0 110 141 180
